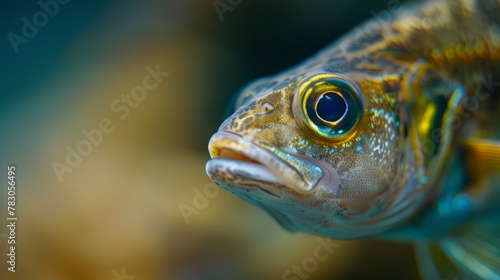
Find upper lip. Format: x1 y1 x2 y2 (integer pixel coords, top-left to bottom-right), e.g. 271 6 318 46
208 131 324 193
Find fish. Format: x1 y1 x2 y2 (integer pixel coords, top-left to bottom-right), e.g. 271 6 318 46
206 0 500 278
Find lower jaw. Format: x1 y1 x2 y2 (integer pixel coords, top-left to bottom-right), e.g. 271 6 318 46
206 158 285 187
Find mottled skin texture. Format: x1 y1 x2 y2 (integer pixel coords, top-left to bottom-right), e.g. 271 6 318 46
207 0 500 242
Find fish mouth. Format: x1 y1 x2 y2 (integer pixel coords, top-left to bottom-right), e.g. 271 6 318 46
206 131 333 193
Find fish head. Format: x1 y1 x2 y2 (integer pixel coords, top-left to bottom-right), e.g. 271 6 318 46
206 63 462 238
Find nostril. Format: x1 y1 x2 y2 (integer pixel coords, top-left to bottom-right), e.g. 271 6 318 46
262 103 274 113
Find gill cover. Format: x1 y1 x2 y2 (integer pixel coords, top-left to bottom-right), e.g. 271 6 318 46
401 62 466 184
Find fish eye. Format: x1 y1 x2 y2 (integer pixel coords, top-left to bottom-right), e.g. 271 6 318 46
293 74 363 141
316 92 347 122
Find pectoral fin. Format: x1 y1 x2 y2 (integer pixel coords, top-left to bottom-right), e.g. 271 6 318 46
463 138 500 187
413 145 500 280
415 224 500 280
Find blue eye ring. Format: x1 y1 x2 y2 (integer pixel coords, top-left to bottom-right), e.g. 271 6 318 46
293 74 364 141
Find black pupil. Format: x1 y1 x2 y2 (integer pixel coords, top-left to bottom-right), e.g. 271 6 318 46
316 92 347 122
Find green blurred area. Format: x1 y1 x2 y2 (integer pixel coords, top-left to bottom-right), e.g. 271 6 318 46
0 0 419 279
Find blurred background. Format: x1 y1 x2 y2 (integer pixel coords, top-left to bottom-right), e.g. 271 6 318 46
0 0 419 279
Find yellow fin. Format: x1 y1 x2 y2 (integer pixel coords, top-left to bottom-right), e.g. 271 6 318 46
463 138 500 184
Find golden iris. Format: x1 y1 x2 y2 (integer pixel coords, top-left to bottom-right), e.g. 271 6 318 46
293 74 363 141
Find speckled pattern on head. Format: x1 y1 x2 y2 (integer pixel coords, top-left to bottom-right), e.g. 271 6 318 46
206 0 500 239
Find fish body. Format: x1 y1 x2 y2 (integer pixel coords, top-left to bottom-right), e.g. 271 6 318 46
206 0 500 278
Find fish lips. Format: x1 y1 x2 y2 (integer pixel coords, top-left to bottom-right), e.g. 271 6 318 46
206 131 327 194
205 157 301 232
205 132 391 238
206 131 323 233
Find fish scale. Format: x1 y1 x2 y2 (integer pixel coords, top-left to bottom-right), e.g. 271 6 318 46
206 0 500 278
